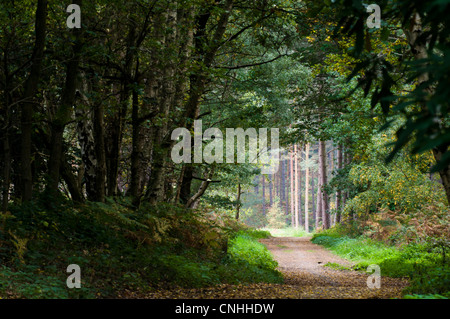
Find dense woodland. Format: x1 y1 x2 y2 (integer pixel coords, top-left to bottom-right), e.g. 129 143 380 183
0 0 449 299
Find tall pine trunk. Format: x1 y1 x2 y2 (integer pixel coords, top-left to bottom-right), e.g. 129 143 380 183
335 144 343 223
304 143 310 232
289 148 295 226
294 144 299 228
319 140 330 229
262 175 266 216
298 145 303 227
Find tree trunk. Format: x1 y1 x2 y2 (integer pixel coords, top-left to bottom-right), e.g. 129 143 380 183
335 144 343 223
76 79 98 202
262 175 266 216
311 169 316 226
254 175 259 194
304 143 310 232
269 174 273 206
186 178 211 209
298 145 303 227
129 86 146 200
46 2 82 195
319 140 330 229
280 154 288 220
20 0 48 201
289 148 295 226
294 144 299 228
316 172 322 230
60 152 84 203
235 183 241 220
177 2 234 206
432 147 450 204
2 126 11 213
93 86 106 203
2 67 11 212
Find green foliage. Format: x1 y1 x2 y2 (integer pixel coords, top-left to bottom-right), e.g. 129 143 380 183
326 0 450 172
324 262 350 271
239 192 267 228
237 228 272 240
0 265 94 299
406 265 450 297
344 129 447 217
228 235 278 270
225 232 283 284
266 199 286 229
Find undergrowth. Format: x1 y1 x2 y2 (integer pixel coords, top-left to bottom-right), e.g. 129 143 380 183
0 196 281 298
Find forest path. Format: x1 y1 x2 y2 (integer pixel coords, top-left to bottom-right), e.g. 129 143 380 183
257 236 408 299
133 236 408 299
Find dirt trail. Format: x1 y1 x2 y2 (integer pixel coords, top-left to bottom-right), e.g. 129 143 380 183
258 236 408 299
135 236 408 299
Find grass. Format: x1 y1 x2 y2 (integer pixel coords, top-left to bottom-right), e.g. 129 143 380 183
324 262 351 271
225 230 283 284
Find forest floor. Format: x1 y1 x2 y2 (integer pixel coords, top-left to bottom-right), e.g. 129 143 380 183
133 237 409 299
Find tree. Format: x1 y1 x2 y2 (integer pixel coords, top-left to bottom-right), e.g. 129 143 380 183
319 140 330 229
294 144 299 228
46 0 83 197
267 198 286 229
304 143 310 231
326 0 450 204
20 0 48 202
335 144 343 223
290 147 295 226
